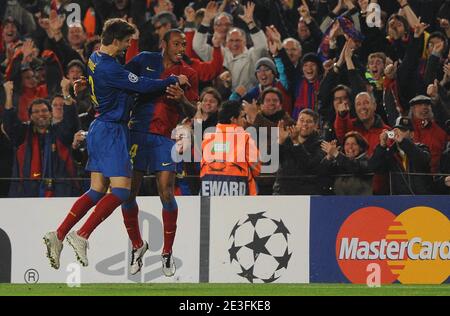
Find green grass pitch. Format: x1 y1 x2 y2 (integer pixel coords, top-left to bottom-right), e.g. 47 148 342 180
0 283 449 296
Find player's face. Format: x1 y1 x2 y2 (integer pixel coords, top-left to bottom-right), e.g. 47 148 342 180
116 36 132 54
166 33 186 63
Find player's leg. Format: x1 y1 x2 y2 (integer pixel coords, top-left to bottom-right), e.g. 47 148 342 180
43 172 109 269
122 170 148 275
156 170 178 276
67 176 131 266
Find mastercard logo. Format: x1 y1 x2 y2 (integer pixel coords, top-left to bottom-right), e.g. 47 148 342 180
335 206 450 284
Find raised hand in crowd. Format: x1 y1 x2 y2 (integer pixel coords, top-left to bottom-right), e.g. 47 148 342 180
321 140 339 160
343 38 356 70
72 130 87 150
379 129 389 148
443 62 450 84
203 1 219 25
184 6 196 24
343 0 356 10
384 61 398 80
323 58 336 75
73 76 87 96
234 85 247 97
336 98 350 117
413 19 429 38
332 0 344 15
21 39 35 64
239 1 256 26
277 120 290 144
427 79 439 100
298 0 312 24
3 81 14 110
49 10 65 41
266 25 282 56
393 127 407 143
219 71 232 89
242 99 259 125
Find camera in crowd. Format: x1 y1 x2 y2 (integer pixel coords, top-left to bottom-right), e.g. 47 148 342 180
387 130 395 139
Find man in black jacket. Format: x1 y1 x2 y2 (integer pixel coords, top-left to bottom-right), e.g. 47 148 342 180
273 108 333 195
370 116 432 194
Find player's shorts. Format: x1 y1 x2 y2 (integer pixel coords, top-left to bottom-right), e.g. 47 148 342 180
130 131 176 173
86 119 132 178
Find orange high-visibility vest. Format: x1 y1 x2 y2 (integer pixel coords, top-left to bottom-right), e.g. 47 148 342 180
201 123 261 196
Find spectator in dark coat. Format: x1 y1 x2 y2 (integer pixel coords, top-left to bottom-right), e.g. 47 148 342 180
320 131 373 195
2 96 80 197
370 116 432 195
273 109 332 195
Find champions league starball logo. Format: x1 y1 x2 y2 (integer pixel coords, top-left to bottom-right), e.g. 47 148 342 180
228 212 292 283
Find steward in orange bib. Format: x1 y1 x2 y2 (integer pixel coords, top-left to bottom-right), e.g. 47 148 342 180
201 101 261 196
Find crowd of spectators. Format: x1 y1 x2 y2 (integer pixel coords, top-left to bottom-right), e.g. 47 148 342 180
0 0 449 197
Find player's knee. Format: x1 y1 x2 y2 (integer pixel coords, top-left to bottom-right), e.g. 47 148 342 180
161 196 178 211
86 189 105 203
111 187 131 202
122 198 137 211
159 189 173 204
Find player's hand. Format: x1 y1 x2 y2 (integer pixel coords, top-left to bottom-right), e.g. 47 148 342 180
176 74 191 87
73 76 87 96
166 83 186 102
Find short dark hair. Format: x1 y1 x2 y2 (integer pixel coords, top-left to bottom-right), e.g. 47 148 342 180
260 87 283 104
218 100 242 124
101 18 136 45
298 108 319 123
162 28 184 44
28 98 51 116
332 84 352 99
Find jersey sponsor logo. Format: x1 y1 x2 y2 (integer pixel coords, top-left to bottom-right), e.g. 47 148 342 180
336 206 450 284
161 162 172 167
128 73 139 83
146 66 155 72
